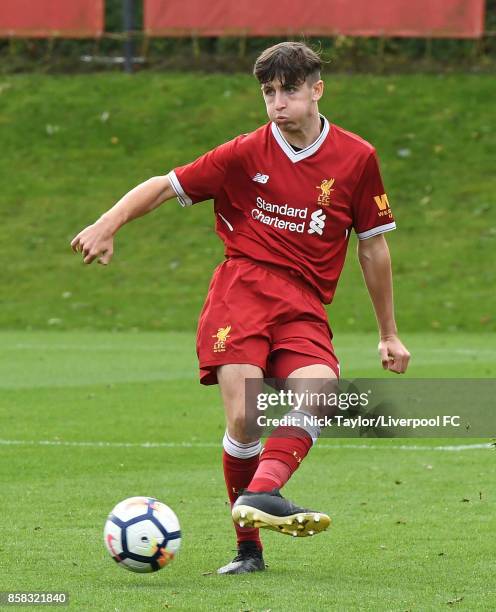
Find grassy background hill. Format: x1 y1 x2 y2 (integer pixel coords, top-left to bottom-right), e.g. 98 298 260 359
1 72 495 333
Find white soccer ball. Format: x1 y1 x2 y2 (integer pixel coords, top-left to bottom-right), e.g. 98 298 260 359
103 496 181 572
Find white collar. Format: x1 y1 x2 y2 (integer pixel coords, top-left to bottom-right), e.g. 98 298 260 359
271 114 330 163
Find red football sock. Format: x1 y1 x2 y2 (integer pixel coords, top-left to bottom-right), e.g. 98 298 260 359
247 426 313 492
222 433 262 550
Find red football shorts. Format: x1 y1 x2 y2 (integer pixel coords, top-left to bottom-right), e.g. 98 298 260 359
197 257 340 385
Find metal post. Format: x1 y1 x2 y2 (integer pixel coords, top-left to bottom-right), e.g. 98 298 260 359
123 0 134 73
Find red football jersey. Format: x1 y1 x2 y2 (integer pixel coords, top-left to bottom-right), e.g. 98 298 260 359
168 116 395 304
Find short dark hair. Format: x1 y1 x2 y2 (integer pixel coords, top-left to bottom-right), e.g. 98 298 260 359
253 42 322 87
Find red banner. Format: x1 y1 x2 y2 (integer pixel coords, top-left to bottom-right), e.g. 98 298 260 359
0 0 104 38
145 0 485 39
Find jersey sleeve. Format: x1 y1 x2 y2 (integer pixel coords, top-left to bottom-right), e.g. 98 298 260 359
352 151 396 240
167 138 238 207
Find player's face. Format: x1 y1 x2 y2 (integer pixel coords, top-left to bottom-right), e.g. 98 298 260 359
261 77 323 131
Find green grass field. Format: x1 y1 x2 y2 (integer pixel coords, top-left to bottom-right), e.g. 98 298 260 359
1 331 495 610
0 73 495 333
1 71 495 610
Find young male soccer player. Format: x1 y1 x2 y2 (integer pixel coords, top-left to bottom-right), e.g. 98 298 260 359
71 42 410 574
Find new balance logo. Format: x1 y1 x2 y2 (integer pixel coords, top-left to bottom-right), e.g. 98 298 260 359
252 173 269 184
308 209 326 235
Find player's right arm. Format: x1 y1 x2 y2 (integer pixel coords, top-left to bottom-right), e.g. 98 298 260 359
70 174 175 265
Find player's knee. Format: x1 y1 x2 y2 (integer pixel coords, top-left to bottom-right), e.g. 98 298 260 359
288 376 339 419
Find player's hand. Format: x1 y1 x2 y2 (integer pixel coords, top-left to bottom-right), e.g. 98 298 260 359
378 335 410 374
70 220 114 265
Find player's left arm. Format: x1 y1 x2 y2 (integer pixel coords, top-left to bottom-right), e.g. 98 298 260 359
357 234 411 374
